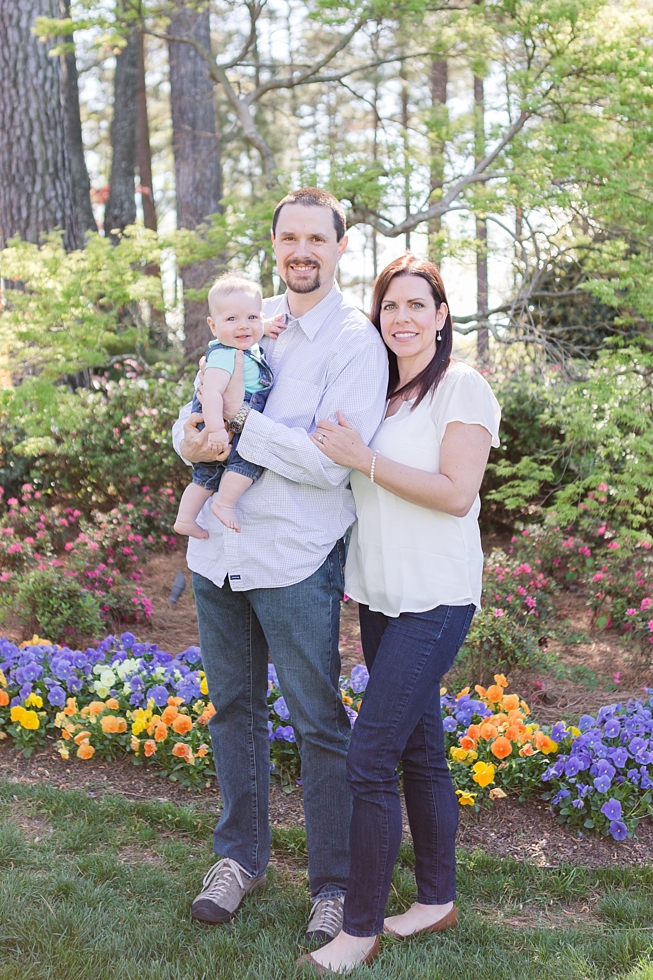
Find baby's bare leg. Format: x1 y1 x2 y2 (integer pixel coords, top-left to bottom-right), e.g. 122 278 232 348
210 471 253 532
174 483 214 539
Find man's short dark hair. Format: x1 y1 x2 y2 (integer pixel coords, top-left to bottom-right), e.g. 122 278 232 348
272 187 347 242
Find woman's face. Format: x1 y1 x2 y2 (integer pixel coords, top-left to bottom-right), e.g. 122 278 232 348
379 274 447 363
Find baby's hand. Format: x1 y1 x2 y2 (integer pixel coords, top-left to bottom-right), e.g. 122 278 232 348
206 428 230 454
263 314 287 340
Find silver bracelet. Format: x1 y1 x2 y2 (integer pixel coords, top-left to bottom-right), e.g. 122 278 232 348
369 450 379 484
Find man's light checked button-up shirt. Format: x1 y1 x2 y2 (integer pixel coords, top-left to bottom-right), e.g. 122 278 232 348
172 284 389 590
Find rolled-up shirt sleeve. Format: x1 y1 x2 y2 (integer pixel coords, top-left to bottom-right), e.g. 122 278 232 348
236 342 388 490
172 400 193 465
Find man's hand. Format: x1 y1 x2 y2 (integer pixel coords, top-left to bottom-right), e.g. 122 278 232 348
222 351 246 420
180 412 231 465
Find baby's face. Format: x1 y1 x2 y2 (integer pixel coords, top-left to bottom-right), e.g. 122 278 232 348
207 290 264 349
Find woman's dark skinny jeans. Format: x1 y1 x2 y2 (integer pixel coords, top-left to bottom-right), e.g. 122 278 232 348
342 602 475 937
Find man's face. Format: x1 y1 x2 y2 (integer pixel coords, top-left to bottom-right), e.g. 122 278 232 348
272 203 348 294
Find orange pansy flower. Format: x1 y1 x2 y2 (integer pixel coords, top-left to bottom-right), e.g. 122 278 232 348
161 705 179 725
144 739 157 757
74 730 92 745
172 714 193 735
63 697 77 716
479 722 498 741
505 725 521 742
77 742 95 760
460 735 477 751
154 722 168 742
196 744 209 758
494 674 509 688
486 685 504 703
490 736 513 759
105 698 120 711
0 690 8 707
474 684 487 698
167 696 184 706
519 744 534 757
502 694 520 712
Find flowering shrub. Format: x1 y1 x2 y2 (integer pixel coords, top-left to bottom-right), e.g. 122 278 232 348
0 482 178 641
508 516 653 666
542 695 653 839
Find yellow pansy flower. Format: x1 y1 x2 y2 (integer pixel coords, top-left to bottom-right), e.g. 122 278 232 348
25 692 43 709
456 790 476 806
472 761 496 787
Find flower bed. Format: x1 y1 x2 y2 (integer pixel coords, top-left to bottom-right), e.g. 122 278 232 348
2 634 652 840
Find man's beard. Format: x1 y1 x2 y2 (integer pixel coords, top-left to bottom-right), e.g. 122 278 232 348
284 261 321 293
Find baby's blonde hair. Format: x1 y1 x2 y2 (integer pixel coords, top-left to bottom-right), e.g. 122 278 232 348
208 273 262 314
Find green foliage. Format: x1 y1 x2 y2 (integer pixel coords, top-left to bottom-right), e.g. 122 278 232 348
455 608 546 685
6 374 192 508
0 230 167 417
485 346 653 541
11 568 104 645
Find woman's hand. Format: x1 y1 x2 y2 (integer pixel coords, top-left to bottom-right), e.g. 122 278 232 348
180 413 232 464
310 412 374 471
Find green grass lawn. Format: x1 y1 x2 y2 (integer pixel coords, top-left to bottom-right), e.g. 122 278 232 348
1 781 652 980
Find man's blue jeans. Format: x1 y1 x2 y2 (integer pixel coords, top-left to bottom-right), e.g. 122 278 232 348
192 540 351 900
342 602 475 936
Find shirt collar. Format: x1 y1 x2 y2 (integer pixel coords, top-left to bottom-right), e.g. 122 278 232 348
282 283 342 341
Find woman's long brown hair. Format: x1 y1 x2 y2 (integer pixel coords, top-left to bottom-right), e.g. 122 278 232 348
370 253 453 409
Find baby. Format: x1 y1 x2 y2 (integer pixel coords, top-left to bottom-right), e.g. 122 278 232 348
174 274 281 537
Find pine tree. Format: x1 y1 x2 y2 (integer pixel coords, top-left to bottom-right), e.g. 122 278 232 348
0 0 80 250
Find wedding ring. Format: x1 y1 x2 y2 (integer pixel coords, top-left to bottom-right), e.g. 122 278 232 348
316 433 325 443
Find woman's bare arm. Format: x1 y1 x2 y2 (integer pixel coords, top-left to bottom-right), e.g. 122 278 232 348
310 414 492 518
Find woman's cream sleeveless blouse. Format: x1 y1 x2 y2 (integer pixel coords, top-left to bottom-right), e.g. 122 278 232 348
345 361 501 617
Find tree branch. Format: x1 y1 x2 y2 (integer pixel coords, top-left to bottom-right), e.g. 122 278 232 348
348 110 530 237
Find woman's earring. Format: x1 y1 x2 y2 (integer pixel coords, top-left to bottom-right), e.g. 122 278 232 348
436 329 442 343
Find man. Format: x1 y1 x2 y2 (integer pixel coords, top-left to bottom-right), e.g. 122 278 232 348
172 187 388 942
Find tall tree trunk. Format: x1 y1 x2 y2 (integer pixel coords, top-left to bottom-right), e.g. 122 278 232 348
428 59 447 265
135 30 169 348
400 68 411 252
168 7 223 359
0 0 80 250
60 0 96 238
104 20 138 240
135 30 157 233
474 73 489 361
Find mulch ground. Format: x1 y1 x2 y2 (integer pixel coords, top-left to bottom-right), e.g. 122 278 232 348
2 549 653 868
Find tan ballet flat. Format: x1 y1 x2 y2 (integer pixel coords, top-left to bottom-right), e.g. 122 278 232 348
296 936 381 974
383 903 458 939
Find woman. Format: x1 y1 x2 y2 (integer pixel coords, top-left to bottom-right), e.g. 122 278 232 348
301 254 500 974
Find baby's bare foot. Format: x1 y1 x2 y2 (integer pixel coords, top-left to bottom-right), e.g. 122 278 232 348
211 501 241 532
174 519 209 540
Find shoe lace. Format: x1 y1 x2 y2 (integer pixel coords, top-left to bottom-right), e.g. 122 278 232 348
309 897 344 933
200 857 247 901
